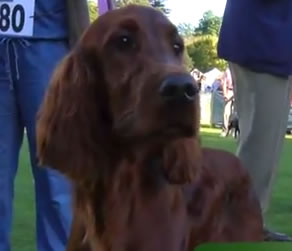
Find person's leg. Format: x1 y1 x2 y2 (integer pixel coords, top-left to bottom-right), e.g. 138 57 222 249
0 45 23 251
16 40 72 251
230 63 292 239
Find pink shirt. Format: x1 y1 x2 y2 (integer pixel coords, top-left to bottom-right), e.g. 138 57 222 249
222 68 233 99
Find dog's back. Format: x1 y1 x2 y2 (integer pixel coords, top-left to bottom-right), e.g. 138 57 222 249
187 148 263 248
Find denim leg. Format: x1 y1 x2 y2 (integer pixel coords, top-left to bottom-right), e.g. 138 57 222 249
0 61 24 251
16 40 72 251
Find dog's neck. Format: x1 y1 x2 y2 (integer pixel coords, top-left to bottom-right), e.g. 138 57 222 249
130 136 202 185
79 136 202 250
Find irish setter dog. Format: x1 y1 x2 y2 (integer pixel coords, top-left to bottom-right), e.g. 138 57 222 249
37 5 263 251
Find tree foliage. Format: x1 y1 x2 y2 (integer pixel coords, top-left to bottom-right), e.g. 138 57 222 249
195 10 222 36
177 23 195 38
116 0 150 8
177 10 226 73
116 0 170 14
149 0 170 15
88 0 98 22
187 35 227 72
89 0 163 22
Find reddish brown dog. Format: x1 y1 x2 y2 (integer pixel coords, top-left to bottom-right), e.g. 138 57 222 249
37 5 263 251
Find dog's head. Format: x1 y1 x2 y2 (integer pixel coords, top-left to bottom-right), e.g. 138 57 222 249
83 5 199 143
37 5 200 183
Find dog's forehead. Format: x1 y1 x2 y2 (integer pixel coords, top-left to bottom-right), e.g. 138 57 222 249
97 5 173 32
83 6 178 51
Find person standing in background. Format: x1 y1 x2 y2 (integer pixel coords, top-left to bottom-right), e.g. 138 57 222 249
0 0 90 250
211 77 222 92
221 68 234 137
218 0 292 241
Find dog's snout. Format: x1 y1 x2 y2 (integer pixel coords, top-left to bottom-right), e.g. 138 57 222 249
159 74 198 103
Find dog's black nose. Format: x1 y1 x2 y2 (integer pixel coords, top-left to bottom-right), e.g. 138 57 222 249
159 74 198 103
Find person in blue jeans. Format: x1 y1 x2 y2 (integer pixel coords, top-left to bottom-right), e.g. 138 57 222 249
0 0 89 250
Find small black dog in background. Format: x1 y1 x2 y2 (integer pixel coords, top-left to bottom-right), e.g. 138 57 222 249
226 100 240 139
226 114 240 138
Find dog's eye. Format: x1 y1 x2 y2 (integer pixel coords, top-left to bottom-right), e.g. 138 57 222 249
173 42 184 55
115 34 136 52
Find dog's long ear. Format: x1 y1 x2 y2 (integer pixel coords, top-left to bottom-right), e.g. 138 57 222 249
37 48 111 183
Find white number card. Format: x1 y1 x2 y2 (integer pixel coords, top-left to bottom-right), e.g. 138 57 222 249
0 0 35 37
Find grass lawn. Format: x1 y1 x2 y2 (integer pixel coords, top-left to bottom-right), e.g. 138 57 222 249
12 128 292 250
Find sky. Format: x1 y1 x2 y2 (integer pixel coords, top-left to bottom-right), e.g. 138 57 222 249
166 0 227 26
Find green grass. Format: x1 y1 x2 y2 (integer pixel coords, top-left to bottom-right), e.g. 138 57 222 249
200 128 292 235
13 138 35 251
12 129 292 250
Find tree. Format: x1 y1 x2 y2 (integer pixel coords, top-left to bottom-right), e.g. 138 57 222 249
195 10 222 36
88 0 98 22
116 0 150 8
149 0 170 15
115 0 170 14
177 23 195 38
89 0 150 20
187 35 227 72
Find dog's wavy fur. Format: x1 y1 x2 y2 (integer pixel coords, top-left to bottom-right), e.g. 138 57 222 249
37 5 263 251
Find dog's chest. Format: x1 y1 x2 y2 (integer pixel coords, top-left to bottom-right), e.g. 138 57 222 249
103 184 191 251
132 191 190 251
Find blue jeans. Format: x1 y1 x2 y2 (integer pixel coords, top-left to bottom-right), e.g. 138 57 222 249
0 38 72 251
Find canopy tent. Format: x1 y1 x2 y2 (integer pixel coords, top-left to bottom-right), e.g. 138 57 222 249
204 68 222 85
201 68 222 91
